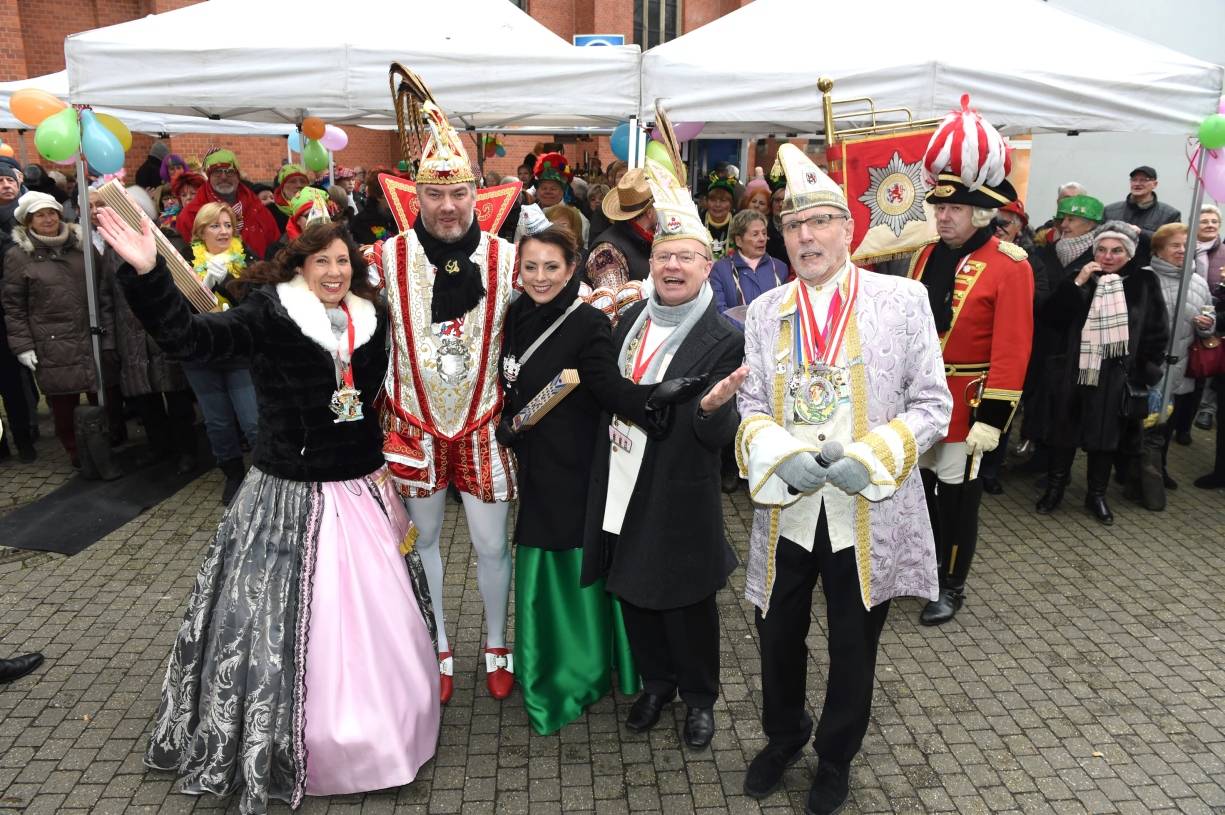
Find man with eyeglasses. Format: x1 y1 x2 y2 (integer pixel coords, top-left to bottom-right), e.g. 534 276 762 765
176 148 281 259
907 98 1034 627
582 131 747 753
736 143 951 814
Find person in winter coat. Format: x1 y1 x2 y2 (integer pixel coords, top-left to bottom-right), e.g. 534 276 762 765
1145 223 1213 485
1020 195 1104 453
1103 166 1181 262
495 223 705 736
135 141 170 191
181 201 260 503
96 213 440 815
268 163 310 234
1193 205 1225 432
2 192 115 466
176 149 280 259
349 166 398 246
1034 221 1168 525
105 187 198 474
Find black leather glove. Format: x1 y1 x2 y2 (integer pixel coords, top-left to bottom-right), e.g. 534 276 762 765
495 415 521 448
646 374 710 410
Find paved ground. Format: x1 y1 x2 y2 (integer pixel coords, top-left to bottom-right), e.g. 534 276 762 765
2 402 1224 814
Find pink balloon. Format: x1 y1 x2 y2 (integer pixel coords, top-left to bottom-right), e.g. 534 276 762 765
649 121 704 143
320 124 348 151
1203 150 1225 203
1219 99 1225 114
53 154 79 166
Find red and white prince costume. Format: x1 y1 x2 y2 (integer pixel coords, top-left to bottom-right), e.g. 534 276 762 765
377 66 521 703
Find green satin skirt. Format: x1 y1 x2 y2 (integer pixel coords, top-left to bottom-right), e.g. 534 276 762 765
515 546 640 735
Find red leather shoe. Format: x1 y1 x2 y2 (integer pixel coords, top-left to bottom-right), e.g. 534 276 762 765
438 651 454 705
484 647 514 700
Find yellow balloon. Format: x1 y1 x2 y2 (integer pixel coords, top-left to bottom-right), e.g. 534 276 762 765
95 113 133 151
10 88 67 127
0 143 14 158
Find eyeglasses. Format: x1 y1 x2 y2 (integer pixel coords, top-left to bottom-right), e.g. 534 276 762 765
781 213 848 234
209 167 238 177
650 249 710 265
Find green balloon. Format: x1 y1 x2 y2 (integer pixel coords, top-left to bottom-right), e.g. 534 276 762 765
302 138 329 172
34 106 81 163
1198 114 1225 150
644 140 674 175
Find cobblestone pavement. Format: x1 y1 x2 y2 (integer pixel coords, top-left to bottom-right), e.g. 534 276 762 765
1 407 1224 814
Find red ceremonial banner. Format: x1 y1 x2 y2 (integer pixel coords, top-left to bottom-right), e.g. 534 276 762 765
827 128 938 264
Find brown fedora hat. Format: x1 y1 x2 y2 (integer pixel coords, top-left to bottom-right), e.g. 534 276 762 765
602 168 654 221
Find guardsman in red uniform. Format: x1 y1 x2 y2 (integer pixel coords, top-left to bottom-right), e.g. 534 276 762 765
908 96 1035 625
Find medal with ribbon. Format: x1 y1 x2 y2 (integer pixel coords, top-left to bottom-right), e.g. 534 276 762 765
789 268 858 425
330 302 364 423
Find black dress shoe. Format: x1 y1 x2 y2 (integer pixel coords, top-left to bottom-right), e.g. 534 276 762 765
625 692 670 732
981 477 1004 495
721 470 740 494
1194 412 1214 431
1085 494 1114 525
745 715 812 799
919 586 964 626
683 706 714 750
1162 472 1178 490
0 653 44 684
1194 472 1225 489
805 758 851 815
1174 431 1193 446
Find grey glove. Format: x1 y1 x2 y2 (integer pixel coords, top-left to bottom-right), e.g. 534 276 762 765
776 453 828 494
826 457 870 495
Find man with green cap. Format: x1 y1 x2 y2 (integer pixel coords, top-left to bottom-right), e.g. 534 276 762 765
269 163 310 232
176 148 281 259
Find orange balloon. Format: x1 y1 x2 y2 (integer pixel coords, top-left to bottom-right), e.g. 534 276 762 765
0 143 13 157
302 116 326 140
10 88 67 127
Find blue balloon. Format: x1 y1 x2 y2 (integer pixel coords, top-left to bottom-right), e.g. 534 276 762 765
288 131 304 153
610 122 631 162
79 110 124 174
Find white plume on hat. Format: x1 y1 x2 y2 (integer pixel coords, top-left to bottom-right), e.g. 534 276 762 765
922 94 1011 191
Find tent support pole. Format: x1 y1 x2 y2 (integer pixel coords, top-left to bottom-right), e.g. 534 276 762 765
1157 144 1209 418
75 156 107 410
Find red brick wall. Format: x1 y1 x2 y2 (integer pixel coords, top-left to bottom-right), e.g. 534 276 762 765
0 0 29 81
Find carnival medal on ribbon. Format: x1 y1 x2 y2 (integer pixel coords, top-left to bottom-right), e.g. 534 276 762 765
330 302 364 423
789 268 859 425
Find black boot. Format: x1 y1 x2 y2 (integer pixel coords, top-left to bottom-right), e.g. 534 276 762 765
1085 452 1114 525
1036 448 1073 514
219 457 247 506
920 585 965 626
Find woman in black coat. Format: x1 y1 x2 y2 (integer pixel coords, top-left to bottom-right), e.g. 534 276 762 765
1034 221 1168 525
94 214 440 814
496 224 702 736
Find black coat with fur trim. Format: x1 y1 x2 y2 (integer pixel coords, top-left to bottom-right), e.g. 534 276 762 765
118 257 387 482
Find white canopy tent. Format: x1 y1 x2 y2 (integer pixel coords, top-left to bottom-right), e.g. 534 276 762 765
641 0 1224 137
0 72 295 136
64 0 640 133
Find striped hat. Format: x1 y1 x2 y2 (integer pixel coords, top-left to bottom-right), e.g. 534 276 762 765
922 95 1016 208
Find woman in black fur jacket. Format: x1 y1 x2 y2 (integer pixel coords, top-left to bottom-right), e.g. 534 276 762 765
94 212 439 814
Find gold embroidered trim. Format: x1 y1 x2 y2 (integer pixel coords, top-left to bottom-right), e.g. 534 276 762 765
764 314 793 609
845 450 895 488
736 414 775 477
862 431 898 480
399 525 419 556
887 417 918 481
982 387 1022 400
845 306 872 609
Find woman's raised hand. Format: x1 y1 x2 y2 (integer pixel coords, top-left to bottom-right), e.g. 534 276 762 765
96 204 157 275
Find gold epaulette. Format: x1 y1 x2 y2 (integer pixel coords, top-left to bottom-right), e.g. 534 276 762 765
998 240 1028 262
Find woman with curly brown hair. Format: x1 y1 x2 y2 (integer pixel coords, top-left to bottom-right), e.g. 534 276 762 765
96 212 440 814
